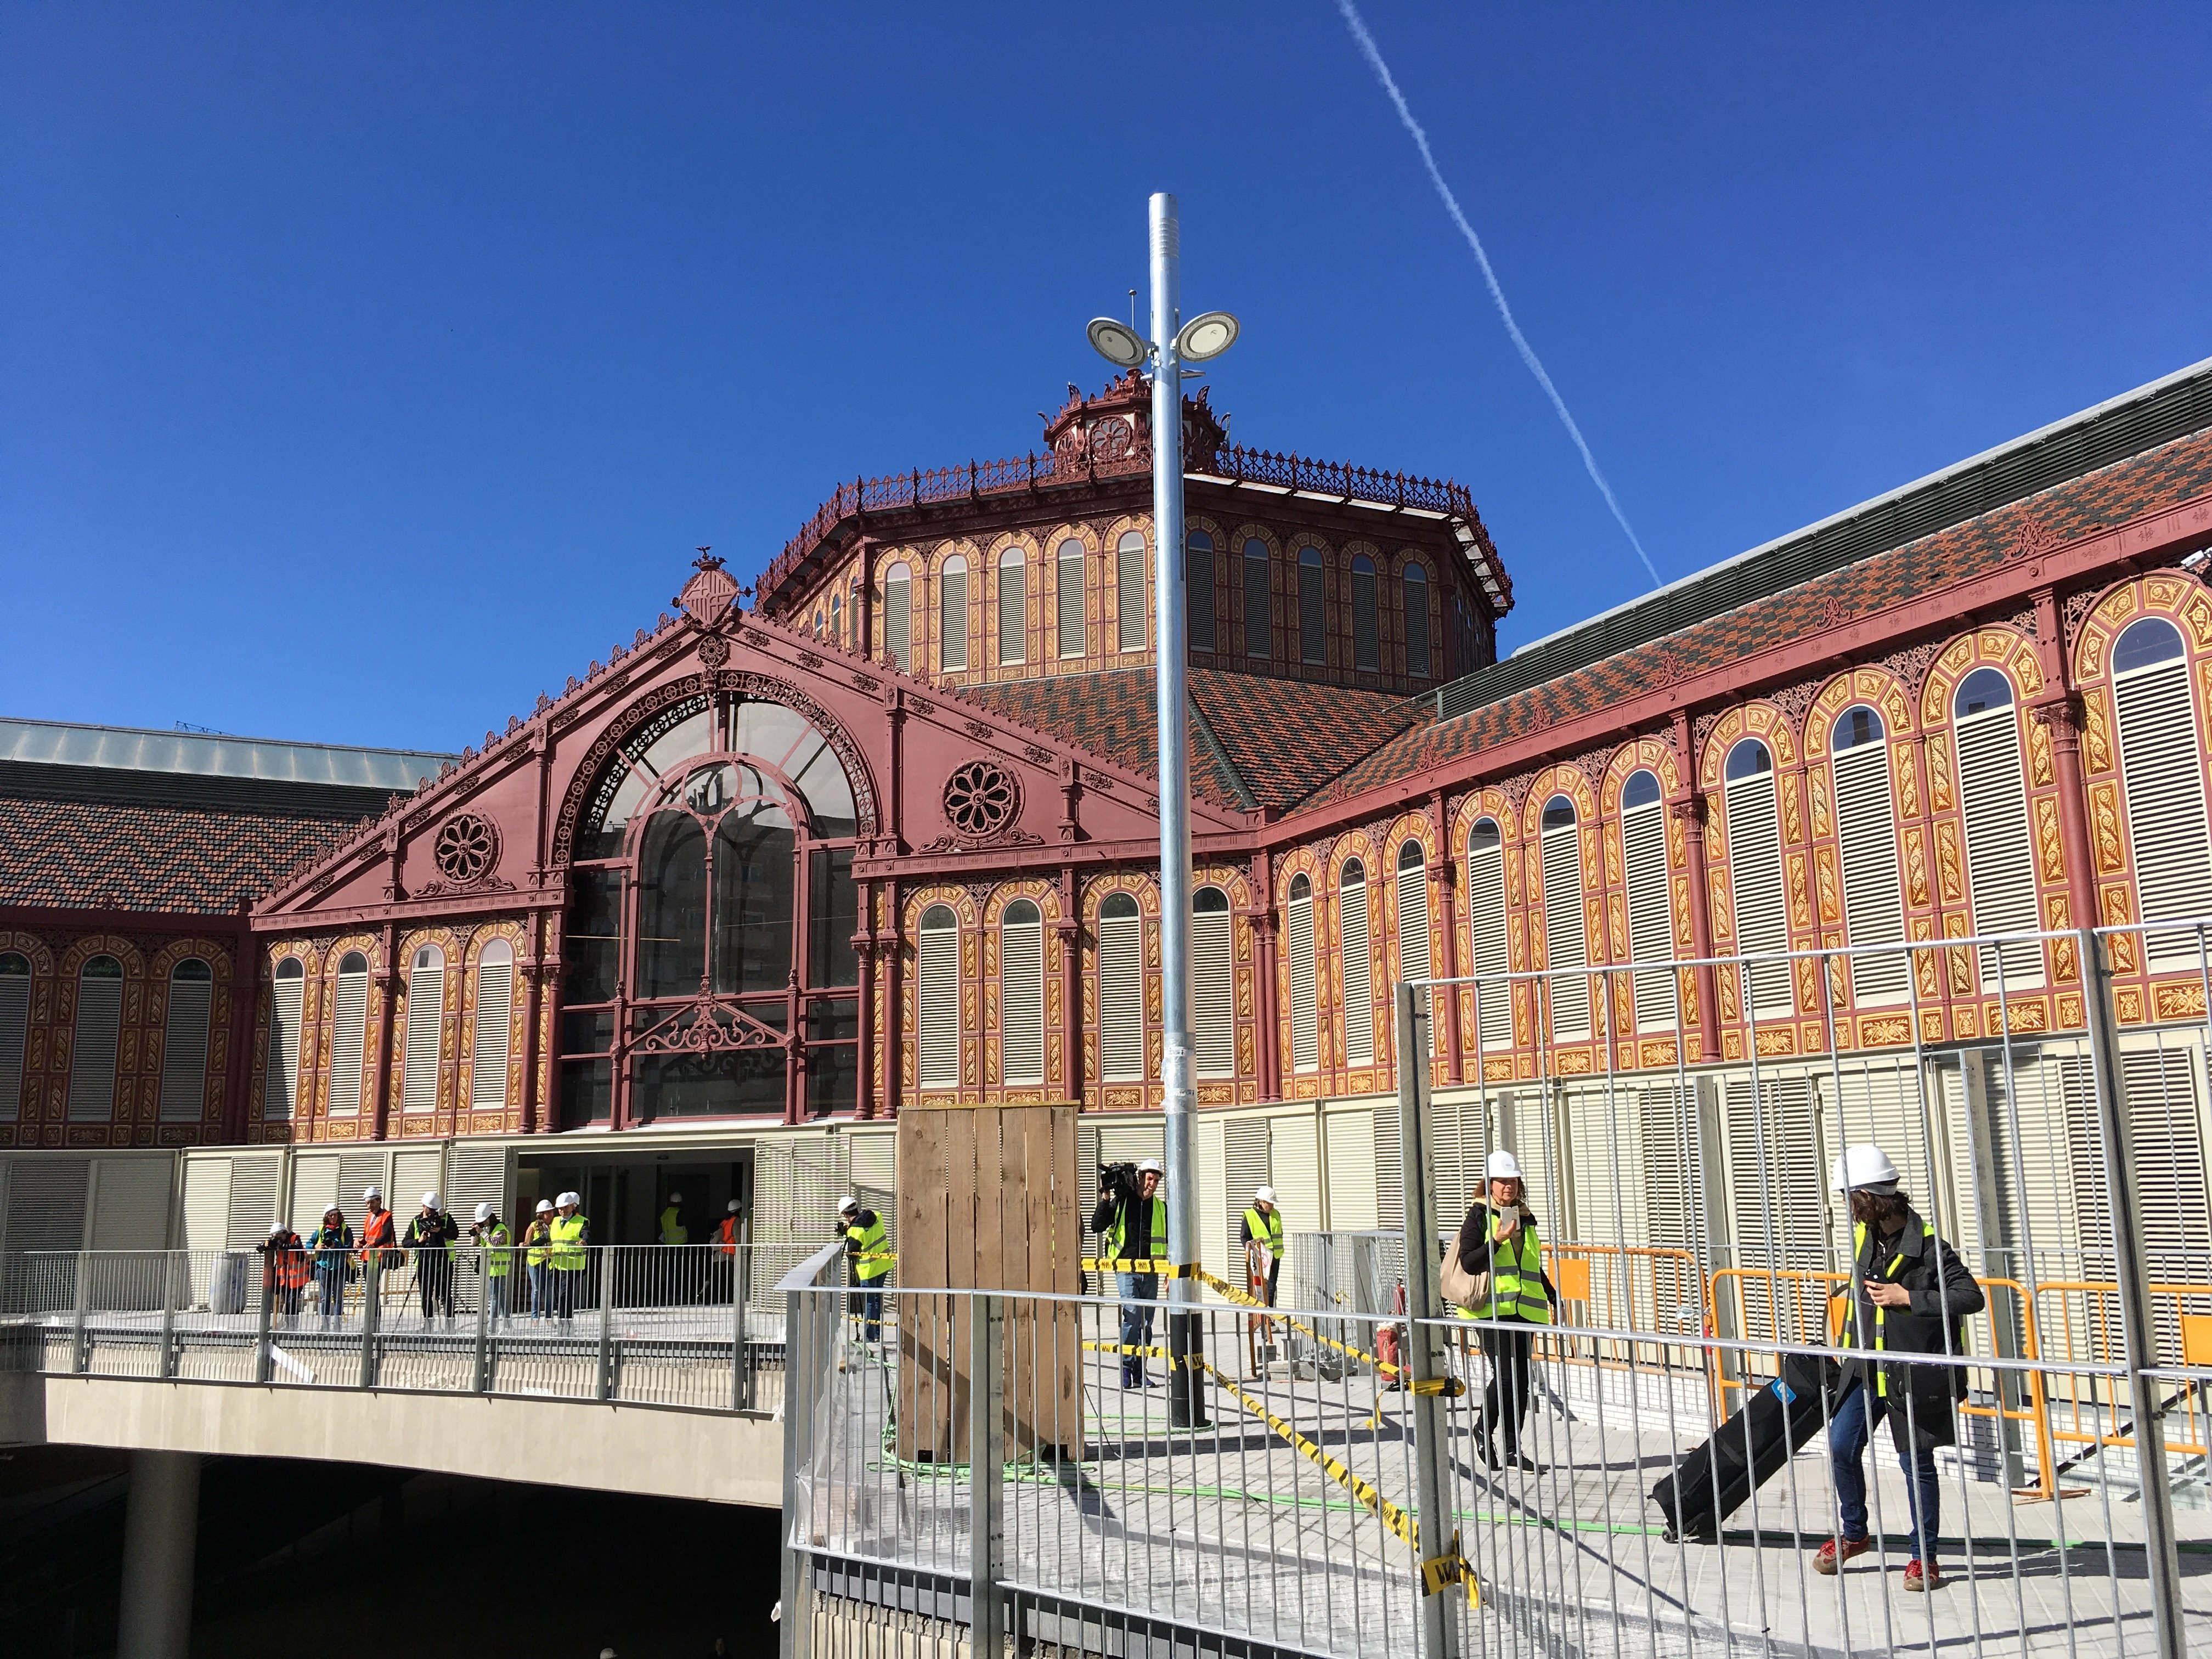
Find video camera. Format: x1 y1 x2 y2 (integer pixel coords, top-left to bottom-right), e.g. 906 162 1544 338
1098 1161 1141 1203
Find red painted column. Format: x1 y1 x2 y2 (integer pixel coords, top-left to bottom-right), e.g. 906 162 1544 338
854 930 877 1121
1056 865 1080 1108
1669 708 1722 1062
878 877 902 1119
1249 849 1280 1101
370 921 398 1141
222 900 256 1143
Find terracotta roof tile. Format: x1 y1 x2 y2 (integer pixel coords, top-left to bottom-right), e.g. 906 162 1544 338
0 794 357 913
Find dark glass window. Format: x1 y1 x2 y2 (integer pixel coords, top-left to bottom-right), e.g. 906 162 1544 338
634 1048 785 1120
1833 707 1884 751
1622 769 1662 810
637 812 708 999
712 801 795 995
809 848 859 986
2114 617 2185 674
1725 739 1772 781
561 1058 612 1125
564 869 624 1005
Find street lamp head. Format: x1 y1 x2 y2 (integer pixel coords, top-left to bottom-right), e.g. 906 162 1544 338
1175 311 1239 363
1086 317 1149 369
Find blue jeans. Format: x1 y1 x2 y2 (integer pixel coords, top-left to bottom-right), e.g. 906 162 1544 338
1117 1273 1159 1383
484 1276 509 1323
1829 1380 1942 1562
528 1264 552 1318
314 1268 347 1325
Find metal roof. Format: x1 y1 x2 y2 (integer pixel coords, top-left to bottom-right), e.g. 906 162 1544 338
0 719 452 793
1430 354 2212 723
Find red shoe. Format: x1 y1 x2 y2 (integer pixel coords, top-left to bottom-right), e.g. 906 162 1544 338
1813 1536 1872 1576
1904 1559 1942 1592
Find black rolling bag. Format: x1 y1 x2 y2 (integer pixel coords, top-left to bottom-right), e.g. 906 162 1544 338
1653 1351 1840 1541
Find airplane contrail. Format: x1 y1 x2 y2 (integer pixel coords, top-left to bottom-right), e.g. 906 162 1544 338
1336 0 1662 589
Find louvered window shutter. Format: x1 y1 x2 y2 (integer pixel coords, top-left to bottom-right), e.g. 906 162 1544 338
1466 840 1511 1049
1724 1075 1827 1319
290 1150 340 1234
2062 1049 2210 1281
445 1144 510 1239
1057 539 1086 658
1541 826 1591 1037
1192 892 1234 1078
1243 542 1271 658
0 963 29 1122
1833 742 1909 1001
158 969 213 1122
1098 905 1144 1082
1395 849 1433 1056
1288 885 1318 1073
940 564 969 671
470 958 514 1110
997 553 1026 665
89 1158 173 1250
3 1158 88 1252
266 969 304 1121
1403 569 1431 679
329 963 370 1115
1638 1082 1703 1254
1000 909 1045 1085
1955 709 2042 988
1116 532 1147 652
1297 552 1325 665
1223 1119 1269 1261
2115 656 2212 968
918 914 960 1090
225 1152 282 1247
67 968 124 1122
884 571 912 672
1622 802 1678 1030
1723 774 1791 1018
1186 532 1215 652
1351 560 1379 671
400 962 444 1115
1340 871 1375 1068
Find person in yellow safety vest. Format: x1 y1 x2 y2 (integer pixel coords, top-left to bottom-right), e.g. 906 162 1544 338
522 1199 556 1322
839 1197 890 1344
549 1191 591 1324
1088 1158 1167 1389
1239 1186 1285 1306
1452 1149 1557 1471
660 1189 692 1302
1815 1144 1984 1593
470 1202 512 1326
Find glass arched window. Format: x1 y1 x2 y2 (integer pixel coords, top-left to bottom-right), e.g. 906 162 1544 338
1098 893 1144 1083
266 957 305 1122
400 943 445 1115
1953 668 2041 988
1340 860 1374 1068
1722 738 1790 1017
329 952 370 1116
1539 797 1590 1037
1403 563 1431 679
940 555 970 672
918 905 961 1091
1116 531 1147 652
1297 548 1325 664
66 955 124 1122
882 562 913 672
830 592 842 645
1192 887 1234 1078
1350 555 1379 671
0 953 27 1122
1620 769 1676 1030
1186 529 1215 652
997 546 1028 665
1830 708 1908 1002
1288 874 1318 1073
471 939 515 1111
562 691 864 1125
2111 617 2212 967
159 958 215 1122
1000 899 1045 1086
1466 818 1510 1049
1243 538 1271 658
1057 538 1087 658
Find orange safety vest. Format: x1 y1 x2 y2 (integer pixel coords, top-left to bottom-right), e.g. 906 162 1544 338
358 1209 402 1269
714 1216 738 1257
264 1235 311 1289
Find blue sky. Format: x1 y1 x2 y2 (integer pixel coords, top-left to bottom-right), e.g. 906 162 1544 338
5 3 2209 752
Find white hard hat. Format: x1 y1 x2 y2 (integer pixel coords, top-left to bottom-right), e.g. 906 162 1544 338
324 1204 344 1217
1486 1150 1523 1182
363 1186 383 1203
838 1196 859 1215
1255 1186 1277 1205
422 1192 441 1209
1138 1159 1164 1176
535 1199 555 1214
269 1222 287 1237
601 1650 618 1658
669 1192 682 1204
560 1190 582 1207
1831 1144 1901 1194
473 1202 494 1223
727 1200 741 1212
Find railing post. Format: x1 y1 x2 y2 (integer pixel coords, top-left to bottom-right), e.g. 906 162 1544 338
473 1246 491 1395
158 1250 179 1380
2080 926 2186 1659
252 1255 274 1385
731 1244 747 1414
71 1251 91 1375
779 1272 820 1659
595 1248 614 1402
1395 981 1463 1659
969 1290 1005 1659
359 1251 382 1390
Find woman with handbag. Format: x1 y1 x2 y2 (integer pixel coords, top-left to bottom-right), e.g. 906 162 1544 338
1443 1149 1558 1471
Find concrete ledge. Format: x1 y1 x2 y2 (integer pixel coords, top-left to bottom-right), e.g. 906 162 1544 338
0 1374 781 1509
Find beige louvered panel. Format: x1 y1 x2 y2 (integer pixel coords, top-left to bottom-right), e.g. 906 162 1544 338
90 1158 173 1250
180 1156 232 1254
1955 709 2042 989
1197 1116 1226 1296
1561 1081 1646 1248
1326 1108 1379 1231
1057 543 1086 658
939 566 969 671
1541 825 1590 1037
224 1152 283 1248
1395 856 1434 1056
792 1136 850 1237
1723 774 1790 1019
1350 565 1379 670
328 968 369 1115
1098 911 1144 1082
1001 917 1045 1085
1242 545 1271 658
470 962 514 1109
1186 535 1215 652
290 1150 342 1234
338 1149 391 1218
884 573 912 673
445 1144 510 1234
850 1130 897 1249
917 921 961 1089
1288 890 1318 1073
1269 1114 1321 1238
1191 903 1234 1078
1621 803 1677 1031
158 979 213 1122
391 1147 445 1215
1974 1051 2074 1279
1832 743 1909 1002
753 1141 796 1240
4 1158 89 1253
67 976 123 1122
1466 844 1510 1049
0 970 29 1121
1341 877 1375 1068
1116 532 1146 652
266 973 304 1122
997 557 1027 665
1723 1075 1826 1272
1223 1118 1269 1265
400 966 444 1115
2115 658 2212 968
2062 1049 2212 1280
1372 1102 1405 1232
1638 1082 1705 1254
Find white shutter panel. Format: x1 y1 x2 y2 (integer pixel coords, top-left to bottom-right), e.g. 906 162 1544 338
1541 824 1591 1037
224 1152 282 1248
2063 1050 2210 1281
1057 543 1086 658
1288 888 1318 1073
1833 744 1909 1002
1223 1117 1270 1263
918 919 961 1090
1372 1103 1404 1231
158 977 213 1122
884 572 912 672
1116 533 1146 652
90 1159 173 1251
328 966 369 1115
1340 876 1374 1068
266 971 304 1122
445 1144 510 1235
1638 1082 1704 1254
1192 900 1234 1079
1466 842 1511 1049
1723 774 1791 1018
1098 909 1144 1082
939 565 969 671
1724 1075 1828 1336
1395 855 1434 1056
997 555 1026 665
470 961 514 1110
1622 802 1677 1031
1956 709 2042 989
1269 1114 1321 1237
1000 914 1044 1085
1327 1108 1379 1231
2115 658 2212 968
400 964 443 1115
391 1148 445 1222
0 969 28 1122
1562 1081 1646 1248
67 975 123 1122
181 1156 232 1254
3 1158 89 1253
290 1150 342 1234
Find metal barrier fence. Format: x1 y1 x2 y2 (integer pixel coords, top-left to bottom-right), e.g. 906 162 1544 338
0 1242 819 1415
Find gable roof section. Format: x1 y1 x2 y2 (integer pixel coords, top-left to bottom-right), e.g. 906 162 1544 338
0 792 357 913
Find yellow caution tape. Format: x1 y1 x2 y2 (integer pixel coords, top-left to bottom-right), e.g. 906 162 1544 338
1420 1530 1481 1605
1080 1257 1200 1279
1194 1267 1463 1403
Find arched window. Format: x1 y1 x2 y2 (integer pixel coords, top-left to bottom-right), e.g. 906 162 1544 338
997 546 1028 665
1351 555 1380 672
1000 899 1044 1085
1287 874 1318 1073
470 939 515 1110
1466 819 1510 1049
1297 548 1325 665
67 955 124 1122
266 957 304 1122
1057 537 1087 658
158 958 214 1122
1243 538 1272 658
830 592 842 645
1340 860 1375 1068
400 944 445 1115
1723 739 1790 1017
1098 893 1144 1082
918 905 961 1090
812 609 824 638
1395 842 1432 1055
329 951 370 1116
1192 887 1234 1078
940 555 970 672
1953 668 2041 988
1539 797 1590 1037
1620 769 1677 1030
882 562 913 673
1831 708 1908 1002
1403 563 1431 679
0 953 30 1122
2112 617 2212 967
1186 529 1215 652
1116 531 1147 652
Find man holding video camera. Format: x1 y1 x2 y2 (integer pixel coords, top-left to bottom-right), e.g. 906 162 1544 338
1090 1158 1167 1389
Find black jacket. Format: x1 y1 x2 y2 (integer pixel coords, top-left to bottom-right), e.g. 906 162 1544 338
405 1211 460 1255
1839 1205 1985 1449
1453 1204 1559 1309
1088 1193 1159 1260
